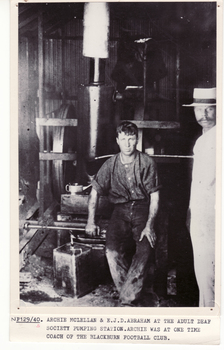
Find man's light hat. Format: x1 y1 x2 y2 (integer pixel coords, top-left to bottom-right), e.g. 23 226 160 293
183 87 216 106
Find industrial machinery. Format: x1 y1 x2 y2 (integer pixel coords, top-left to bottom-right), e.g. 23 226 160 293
22 4 114 296
21 3 182 298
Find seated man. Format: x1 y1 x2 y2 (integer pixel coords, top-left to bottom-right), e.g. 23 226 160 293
85 121 160 306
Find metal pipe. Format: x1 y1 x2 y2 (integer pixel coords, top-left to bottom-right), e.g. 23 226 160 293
94 154 114 160
24 220 87 230
89 86 100 159
94 154 193 160
38 10 45 218
24 222 86 232
93 57 100 83
149 154 193 159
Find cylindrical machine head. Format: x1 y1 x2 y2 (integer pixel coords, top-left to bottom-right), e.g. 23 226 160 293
83 2 109 58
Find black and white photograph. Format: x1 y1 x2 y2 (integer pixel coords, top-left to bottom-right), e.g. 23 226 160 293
9 0 222 345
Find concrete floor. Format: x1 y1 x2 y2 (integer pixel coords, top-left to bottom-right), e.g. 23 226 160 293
20 275 119 307
19 258 178 308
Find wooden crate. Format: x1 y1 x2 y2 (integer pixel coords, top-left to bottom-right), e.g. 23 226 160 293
61 194 113 217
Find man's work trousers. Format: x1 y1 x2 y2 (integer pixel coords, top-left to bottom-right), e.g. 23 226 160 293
106 200 153 305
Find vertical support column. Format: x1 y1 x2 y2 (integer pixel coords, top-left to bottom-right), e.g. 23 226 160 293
143 43 147 118
137 129 143 152
38 11 45 219
46 124 50 183
62 26 66 104
176 46 180 121
93 57 100 83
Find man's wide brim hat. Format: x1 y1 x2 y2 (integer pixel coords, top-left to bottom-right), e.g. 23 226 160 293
183 87 216 107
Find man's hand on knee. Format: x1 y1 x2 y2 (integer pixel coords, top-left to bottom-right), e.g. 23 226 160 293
139 226 156 248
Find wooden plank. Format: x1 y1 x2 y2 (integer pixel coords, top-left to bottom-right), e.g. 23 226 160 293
176 47 180 120
45 35 84 40
62 27 66 104
20 201 58 250
46 125 50 183
25 201 39 220
19 200 59 270
36 118 78 127
44 35 120 41
19 228 39 253
19 14 37 30
137 129 143 152
39 152 77 161
128 120 180 129
151 154 193 159
38 11 45 219
38 12 44 121
40 200 59 220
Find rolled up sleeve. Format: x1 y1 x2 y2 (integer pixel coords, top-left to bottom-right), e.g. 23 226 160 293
91 158 112 195
140 154 161 195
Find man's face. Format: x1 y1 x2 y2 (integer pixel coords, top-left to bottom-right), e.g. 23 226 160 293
194 106 216 130
116 132 138 156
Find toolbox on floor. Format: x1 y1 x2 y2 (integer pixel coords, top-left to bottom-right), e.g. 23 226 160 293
53 242 93 298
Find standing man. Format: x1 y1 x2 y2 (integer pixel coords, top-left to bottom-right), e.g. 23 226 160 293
183 87 216 307
85 121 160 306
